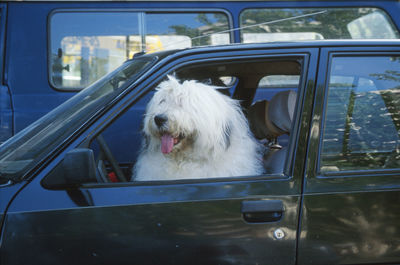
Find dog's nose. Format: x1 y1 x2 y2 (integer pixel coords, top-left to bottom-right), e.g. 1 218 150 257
154 114 168 127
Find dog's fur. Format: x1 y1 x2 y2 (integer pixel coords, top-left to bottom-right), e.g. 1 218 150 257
132 76 263 181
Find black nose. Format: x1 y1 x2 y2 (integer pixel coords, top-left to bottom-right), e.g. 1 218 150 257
154 114 168 127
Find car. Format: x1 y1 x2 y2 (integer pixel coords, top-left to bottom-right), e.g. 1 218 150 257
0 40 399 265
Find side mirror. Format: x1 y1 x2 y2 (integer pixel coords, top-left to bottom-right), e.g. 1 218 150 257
41 148 98 189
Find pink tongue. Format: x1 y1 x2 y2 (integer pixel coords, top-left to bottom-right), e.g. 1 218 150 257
161 134 174 154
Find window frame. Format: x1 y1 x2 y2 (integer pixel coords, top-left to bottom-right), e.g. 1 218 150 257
303 46 400 194
305 46 400 195
47 8 234 92
70 49 315 188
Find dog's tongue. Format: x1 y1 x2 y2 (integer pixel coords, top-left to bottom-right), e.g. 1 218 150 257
161 134 174 154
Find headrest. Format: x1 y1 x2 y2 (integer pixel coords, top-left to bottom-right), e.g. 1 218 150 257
248 90 296 140
269 90 297 133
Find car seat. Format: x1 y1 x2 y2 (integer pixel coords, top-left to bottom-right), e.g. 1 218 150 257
248 90 297 174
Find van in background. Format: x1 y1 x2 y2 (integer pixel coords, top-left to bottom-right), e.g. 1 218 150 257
0 0 399 143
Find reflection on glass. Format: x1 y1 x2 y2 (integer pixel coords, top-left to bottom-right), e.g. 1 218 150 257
0 56 155 181
51 12 141 90
146 13 230 51
321 56 400 172
50 12 231 90
240 8 399 43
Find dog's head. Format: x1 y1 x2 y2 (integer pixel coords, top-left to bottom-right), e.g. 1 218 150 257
143 76 243 157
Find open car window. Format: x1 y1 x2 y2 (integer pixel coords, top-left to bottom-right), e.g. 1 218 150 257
42 56 304 188
0 56 157 183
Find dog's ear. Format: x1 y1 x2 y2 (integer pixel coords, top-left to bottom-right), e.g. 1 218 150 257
222 121 232 150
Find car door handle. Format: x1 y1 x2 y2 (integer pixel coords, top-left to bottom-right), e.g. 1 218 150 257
241 200 284 223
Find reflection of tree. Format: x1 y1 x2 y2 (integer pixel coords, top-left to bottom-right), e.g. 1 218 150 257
370 64 400 134
170 13 229 46
323 61 400 170
371 70 400 83
376 70 400 82
240 8 378 39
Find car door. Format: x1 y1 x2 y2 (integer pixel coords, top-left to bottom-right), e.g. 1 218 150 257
0 47 318 265
298 46 400 264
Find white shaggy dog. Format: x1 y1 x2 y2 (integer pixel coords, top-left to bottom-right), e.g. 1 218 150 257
132 76 263 181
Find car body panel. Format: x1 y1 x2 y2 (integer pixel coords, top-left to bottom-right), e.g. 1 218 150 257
3 181 300 265
298 46 400 264
0 44 321 264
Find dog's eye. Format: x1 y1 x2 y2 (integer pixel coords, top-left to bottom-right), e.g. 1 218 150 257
159 99 166 105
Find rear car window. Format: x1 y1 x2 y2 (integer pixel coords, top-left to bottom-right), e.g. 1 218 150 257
50 11 230 90
240 8 399 42
320 56 400 173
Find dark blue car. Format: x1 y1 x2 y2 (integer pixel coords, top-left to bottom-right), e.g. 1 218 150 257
0 40 399 264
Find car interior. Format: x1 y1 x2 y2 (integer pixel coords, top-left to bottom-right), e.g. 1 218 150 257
42 57 302 188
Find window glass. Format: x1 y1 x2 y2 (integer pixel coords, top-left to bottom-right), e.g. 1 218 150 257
0 56 156 181
50 12 142 90
240 8 399 43
50 11 230 90
146 13 230 52
321 56 400 173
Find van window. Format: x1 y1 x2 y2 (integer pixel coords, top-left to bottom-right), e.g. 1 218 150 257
145 13 230 52
320 56 400 173
50 11 230 90
240 8 399 43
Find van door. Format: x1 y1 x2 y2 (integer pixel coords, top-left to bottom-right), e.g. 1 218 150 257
0 3 25 243
0 4 12 143
299 46 400 264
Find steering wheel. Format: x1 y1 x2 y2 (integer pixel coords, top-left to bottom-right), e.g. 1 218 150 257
95 134 127 182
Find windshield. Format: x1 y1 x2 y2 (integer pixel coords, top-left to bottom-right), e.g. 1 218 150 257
0 55 157 182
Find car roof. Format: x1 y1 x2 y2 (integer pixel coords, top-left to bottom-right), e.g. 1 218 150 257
147 39 400 59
